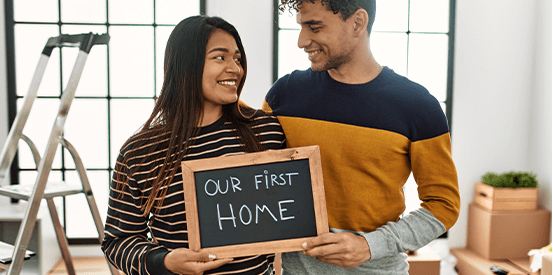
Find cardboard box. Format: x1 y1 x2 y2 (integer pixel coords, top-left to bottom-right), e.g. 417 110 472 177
452 247 530 275
543 252 552 275
407 250 440 275
467 203 551 259
473 182 538 211
509 257 540 275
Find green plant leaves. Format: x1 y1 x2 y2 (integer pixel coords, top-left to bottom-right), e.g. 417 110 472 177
481 172 538 188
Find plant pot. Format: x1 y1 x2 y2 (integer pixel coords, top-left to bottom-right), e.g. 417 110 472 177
473 182 539 211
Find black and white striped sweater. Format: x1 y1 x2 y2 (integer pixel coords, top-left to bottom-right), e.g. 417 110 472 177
101 115 286 275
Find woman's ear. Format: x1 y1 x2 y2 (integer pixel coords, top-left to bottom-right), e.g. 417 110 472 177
352 9 369 37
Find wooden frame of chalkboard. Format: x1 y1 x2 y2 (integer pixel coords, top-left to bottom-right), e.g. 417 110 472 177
181 145 328 258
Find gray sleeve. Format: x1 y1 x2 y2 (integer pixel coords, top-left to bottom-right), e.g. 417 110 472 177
362 208 446 260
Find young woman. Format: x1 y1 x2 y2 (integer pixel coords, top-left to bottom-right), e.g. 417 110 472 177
101 15 285 275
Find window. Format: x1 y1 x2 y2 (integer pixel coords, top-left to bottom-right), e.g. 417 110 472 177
274 0 456 217
5 0 205 243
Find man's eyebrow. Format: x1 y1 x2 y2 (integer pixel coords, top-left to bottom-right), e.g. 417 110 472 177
299 20 323 26
207 47 241 54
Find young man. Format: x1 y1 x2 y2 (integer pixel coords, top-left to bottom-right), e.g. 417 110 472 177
263 0 460 274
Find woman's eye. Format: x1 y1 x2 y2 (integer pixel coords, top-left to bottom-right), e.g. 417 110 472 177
234 57 242 62
215 56 224 60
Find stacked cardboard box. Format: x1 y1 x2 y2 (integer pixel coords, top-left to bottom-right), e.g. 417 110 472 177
543 253 552 275
452 183 551 275
407 249 440 275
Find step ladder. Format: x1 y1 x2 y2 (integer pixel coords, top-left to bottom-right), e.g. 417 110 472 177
0 241 35 270
0 33 119 275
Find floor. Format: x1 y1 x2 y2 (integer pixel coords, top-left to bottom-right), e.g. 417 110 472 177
48 254 280 275
47 255 280 275
44 240 455 275
47 257 122 275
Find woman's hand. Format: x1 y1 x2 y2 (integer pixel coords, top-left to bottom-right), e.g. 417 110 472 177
164 248 233 275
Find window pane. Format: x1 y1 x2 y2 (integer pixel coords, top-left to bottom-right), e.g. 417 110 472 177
14 24 60 97
61 25 108 97
10 0 204 241
156 26 174 96
279 9 298 29
65 171 110 238
407 33 448 102
110 99 155 167
109 26 154 97
17 98 63 169
371 32 408 77
409 0 449 33
60 0 106 23
109 0 154 24
64 99 108 169
278 30 310 78
14 0 58 23
18 171 62 187
155 0 199 25
372 0 408 32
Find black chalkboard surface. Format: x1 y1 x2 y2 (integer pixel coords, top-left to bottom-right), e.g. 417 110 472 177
181 145 328 258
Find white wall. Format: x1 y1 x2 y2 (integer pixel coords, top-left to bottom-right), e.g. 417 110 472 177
529 0 552 220
206 0 274 109
0 0 551 255
449 0 552 248
0 0 9 187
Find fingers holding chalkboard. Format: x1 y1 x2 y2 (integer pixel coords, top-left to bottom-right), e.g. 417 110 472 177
164 248 233 274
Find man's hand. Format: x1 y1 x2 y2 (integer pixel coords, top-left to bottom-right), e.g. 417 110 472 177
302 232 371 268
164 248 233 275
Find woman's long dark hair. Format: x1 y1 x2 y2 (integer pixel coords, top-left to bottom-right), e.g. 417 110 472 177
116 15 267 215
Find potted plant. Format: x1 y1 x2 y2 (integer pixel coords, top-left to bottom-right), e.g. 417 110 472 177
474 172 539 211
481 172 538 188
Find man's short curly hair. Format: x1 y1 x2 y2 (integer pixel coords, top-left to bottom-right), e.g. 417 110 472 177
279 0 376 34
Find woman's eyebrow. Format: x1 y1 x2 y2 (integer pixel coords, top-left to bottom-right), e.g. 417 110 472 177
207 47 241 54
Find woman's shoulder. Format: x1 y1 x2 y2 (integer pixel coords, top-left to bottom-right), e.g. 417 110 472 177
237 105 278 125
250 111 281 127
118 129 171 162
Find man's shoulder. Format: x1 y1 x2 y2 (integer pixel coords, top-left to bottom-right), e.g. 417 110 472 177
274 68 318 86
380 67 429 95
266 68 318 106
377 67 440 107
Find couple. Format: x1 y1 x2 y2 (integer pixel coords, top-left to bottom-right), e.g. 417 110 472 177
101 0 460 274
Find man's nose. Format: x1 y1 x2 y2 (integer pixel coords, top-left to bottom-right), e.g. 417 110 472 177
297 28 311 49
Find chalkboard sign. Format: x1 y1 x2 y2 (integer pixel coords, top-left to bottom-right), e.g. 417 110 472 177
181 145 328 258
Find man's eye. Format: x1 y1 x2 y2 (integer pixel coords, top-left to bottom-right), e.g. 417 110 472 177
311 27 321 32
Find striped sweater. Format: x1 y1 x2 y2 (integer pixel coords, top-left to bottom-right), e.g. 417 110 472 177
101 115 286 275
263 67 460 274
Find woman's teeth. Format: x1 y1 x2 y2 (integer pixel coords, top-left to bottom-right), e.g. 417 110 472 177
218 81 236 86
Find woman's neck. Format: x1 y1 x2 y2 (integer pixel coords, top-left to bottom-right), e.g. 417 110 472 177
200 105 223 127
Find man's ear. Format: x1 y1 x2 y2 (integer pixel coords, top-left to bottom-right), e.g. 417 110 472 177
351 9 369 37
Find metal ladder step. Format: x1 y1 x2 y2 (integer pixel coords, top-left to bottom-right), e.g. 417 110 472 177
0 241 35 265
0 181 83 201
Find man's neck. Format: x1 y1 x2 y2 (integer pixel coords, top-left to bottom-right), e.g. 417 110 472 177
327 50 382 85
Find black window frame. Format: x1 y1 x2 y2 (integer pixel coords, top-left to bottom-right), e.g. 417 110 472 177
272 0 456 132
272 0 456 239
4 0 206 244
